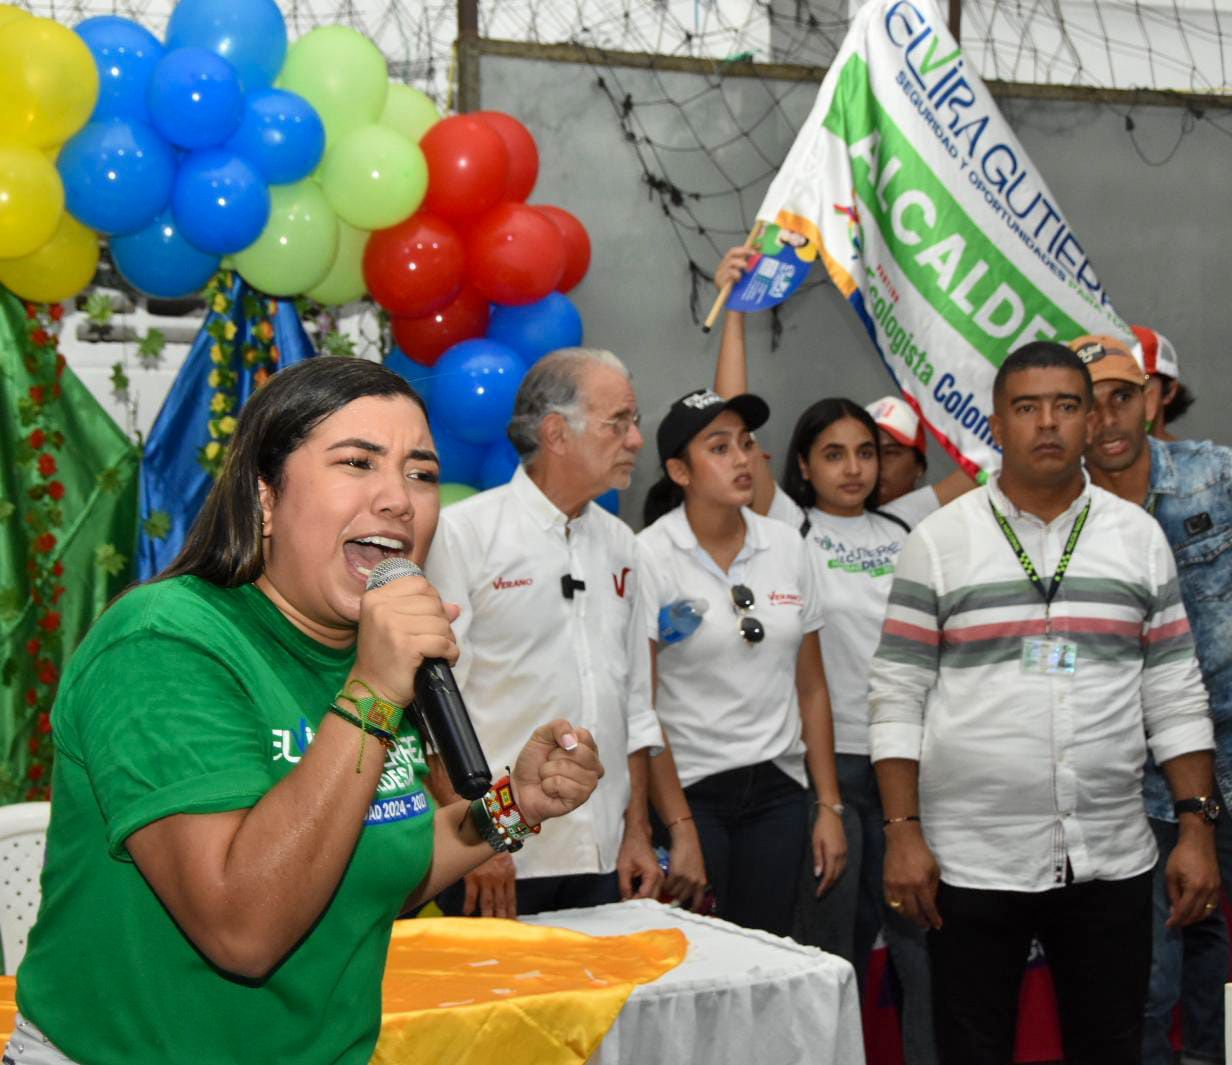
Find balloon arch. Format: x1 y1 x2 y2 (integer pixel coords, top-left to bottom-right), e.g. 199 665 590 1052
0 0 600 507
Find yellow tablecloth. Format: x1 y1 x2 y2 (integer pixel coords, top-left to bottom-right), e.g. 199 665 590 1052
0 917 686 1065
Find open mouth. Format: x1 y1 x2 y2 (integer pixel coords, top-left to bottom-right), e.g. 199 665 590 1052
344 535 408 579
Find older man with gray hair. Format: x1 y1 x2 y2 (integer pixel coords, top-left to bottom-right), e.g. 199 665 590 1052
425 348 668 917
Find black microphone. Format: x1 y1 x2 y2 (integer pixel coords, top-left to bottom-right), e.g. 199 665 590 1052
366 557 492 800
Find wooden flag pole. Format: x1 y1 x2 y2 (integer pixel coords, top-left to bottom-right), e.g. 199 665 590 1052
701 220 765 333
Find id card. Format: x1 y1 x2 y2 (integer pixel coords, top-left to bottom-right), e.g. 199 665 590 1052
1021 636 1078 675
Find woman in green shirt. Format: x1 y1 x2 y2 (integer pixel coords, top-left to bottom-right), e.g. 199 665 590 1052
8 356 602 1065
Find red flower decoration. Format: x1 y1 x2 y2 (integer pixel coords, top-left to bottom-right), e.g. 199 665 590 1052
27 737 40 755
37 661 58 686
51 585 65 604
24 688 38 707
36 712 52 734
29 429 45 449
27 764 44 782
37 612 61 633
38 453 57 477
29 385 45 404
34 532 56 554
25 638 40 656
31 328 50 347
52 561 64 577
24 303 36 319
48 481 65 501
49 304 63 322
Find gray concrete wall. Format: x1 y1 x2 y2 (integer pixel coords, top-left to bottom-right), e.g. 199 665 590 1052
479 52 1232 525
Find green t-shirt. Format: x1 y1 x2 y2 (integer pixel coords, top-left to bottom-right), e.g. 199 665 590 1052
16 577 436 1064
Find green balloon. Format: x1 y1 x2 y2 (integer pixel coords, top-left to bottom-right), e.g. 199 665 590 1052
380 83 440 144
306 219 369 306
320 124 428 230
279 26 388 146
439 483 478 508
233 180 340 297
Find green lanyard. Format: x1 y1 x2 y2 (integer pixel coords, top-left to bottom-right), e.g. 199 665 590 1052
988 498 1091 634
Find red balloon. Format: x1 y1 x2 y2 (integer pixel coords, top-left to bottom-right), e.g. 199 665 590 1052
421 115 509 221
392 286 491 367
364 212 465 318
466 203 566 306
475 111 539 202
535 204 591 292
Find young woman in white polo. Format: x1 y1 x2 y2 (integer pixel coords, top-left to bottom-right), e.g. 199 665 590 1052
637 388 846 937
710 244 973 1062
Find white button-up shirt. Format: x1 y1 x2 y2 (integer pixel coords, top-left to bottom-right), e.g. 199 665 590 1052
425 466 663 879
637 505 825 789
868 475 1213 891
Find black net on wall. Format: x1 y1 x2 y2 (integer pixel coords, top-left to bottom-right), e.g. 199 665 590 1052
21 0 1232 329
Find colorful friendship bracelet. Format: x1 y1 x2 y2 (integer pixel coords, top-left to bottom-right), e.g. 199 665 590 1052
328 702 397 750
335 678 405 735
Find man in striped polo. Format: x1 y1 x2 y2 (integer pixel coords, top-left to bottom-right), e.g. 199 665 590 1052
867 341 1219 1065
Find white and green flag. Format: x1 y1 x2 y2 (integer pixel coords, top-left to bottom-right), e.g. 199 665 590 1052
759 0 1130 473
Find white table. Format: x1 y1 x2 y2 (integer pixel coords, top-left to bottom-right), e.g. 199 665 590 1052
523 899 866 1065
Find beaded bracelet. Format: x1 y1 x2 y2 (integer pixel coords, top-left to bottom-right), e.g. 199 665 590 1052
469 773 542 853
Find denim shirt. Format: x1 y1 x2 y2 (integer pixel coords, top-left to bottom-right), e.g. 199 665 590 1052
1141 436 1232 820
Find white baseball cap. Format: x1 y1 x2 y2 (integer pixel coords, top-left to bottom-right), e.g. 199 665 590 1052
866 395 926 454
1131 325 1180 379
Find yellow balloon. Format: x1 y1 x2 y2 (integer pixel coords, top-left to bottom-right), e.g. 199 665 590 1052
0 214 99 304
0 17 100 148
0 142 64 258
0 5 30 30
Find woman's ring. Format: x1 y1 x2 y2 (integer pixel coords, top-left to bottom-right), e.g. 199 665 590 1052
888 899 904 910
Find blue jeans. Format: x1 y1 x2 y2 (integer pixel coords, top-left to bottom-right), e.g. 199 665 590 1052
796 754 938 1065
684 760 808 937
1143 800 1232 1065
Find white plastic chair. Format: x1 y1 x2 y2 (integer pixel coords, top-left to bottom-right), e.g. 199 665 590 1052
0 802 50 975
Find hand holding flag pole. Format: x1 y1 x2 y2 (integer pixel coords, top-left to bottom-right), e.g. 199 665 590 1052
701 220 764 333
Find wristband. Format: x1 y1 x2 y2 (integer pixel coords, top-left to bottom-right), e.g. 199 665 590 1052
882 815 921 828
327 703 398 773
470 773 542 853
335 678 405 735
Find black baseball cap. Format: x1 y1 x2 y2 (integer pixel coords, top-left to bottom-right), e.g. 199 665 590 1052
656 388 771 468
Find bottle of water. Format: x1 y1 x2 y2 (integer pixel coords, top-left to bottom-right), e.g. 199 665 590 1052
658 598 708 645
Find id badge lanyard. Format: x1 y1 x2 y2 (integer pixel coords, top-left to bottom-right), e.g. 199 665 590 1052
988 498 1091 637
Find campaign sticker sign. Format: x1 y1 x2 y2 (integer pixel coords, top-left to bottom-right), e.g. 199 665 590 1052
728 225 814 313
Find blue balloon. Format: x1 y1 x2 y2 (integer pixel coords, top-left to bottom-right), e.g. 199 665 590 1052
386 347 437 406
172 150 270 255
75 16 164 123
486 292 583 365
148 47 245 150
223 89 325 185
596 490 620 516
111 208 220 298
58 118 175 235
433 339 527 446
165 0 287 93
479 438 522 490
427 421 488 487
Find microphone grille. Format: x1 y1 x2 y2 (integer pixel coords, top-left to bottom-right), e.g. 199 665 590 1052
366 556 422 592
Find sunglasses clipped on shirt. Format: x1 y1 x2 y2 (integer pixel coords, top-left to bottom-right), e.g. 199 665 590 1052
730 584 765 645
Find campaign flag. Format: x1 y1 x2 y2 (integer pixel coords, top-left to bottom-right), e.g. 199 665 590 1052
136 275 316 580
757 0 1130 474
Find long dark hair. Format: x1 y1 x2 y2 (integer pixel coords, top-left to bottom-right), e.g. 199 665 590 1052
782 397 883 518
158 356 426 588
643 471 686 528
